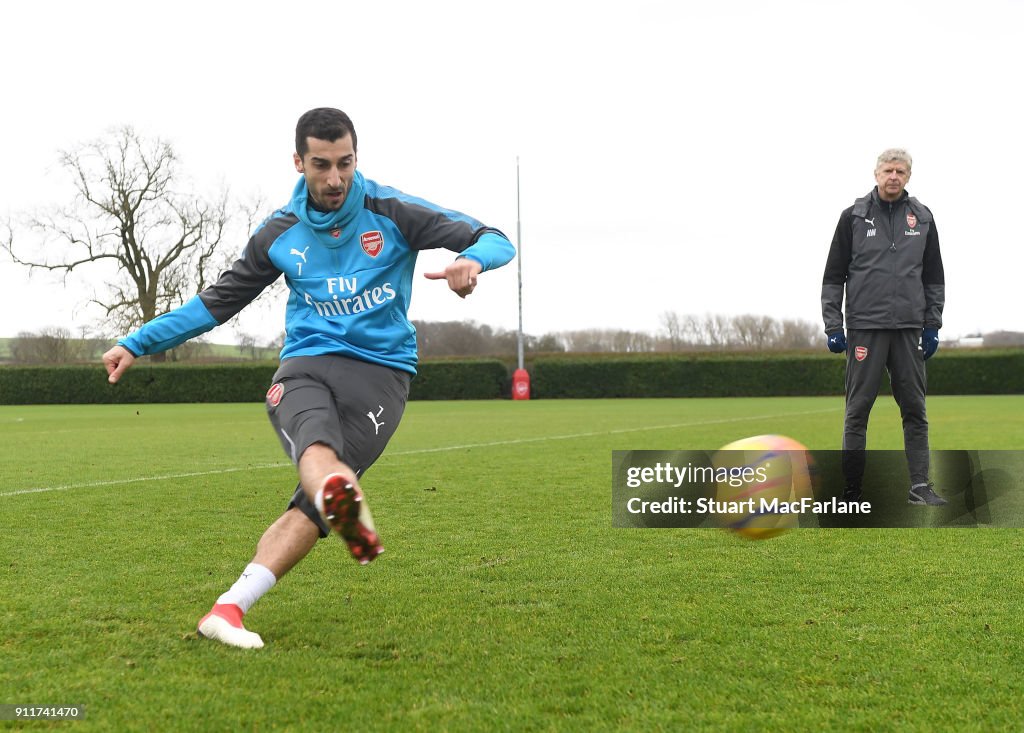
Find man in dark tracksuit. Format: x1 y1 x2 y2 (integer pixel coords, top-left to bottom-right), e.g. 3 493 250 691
821 148 947 506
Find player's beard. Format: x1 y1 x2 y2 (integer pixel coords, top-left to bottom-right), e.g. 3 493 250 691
312 182 347 211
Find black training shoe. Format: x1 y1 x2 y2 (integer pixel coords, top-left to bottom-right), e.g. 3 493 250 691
842 485 863 502
908 482 948 506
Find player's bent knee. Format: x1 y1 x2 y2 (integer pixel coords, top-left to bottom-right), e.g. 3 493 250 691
300 441 338 461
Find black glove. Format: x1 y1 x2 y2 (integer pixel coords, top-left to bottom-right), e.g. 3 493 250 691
827 330 847 354
922 328 939 360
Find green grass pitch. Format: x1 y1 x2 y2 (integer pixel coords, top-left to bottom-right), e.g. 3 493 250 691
2 396 1023 731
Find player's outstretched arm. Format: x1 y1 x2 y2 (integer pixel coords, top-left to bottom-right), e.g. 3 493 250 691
423 257 484 299
102 345 136 384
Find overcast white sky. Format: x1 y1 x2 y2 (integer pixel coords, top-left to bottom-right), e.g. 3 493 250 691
2 0 1022 345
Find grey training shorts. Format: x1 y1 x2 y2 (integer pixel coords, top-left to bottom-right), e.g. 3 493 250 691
265 354 411 537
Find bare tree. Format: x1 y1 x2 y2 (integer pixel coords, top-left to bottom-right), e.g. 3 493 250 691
554 329 657 353
660 311 684 351
10 327 87 364
777 318 819 349
165 338 212 362
557 330 604 352
266 331 287 352
415 320 491 356
611 330 656 352
732 314 778 349
703 313 735 349
555 312 822 353
2 126 230 357
235 331 260 359
400 320 565 357
530 333 565 353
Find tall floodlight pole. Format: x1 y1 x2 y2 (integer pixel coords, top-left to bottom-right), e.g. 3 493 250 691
516 156 524 371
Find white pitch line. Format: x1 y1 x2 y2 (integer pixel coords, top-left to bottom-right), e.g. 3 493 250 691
2 420 265 437
387 406 841 455
1 463 290 498
1 407 840 498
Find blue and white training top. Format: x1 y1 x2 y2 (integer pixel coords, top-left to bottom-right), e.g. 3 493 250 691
119 171 516 374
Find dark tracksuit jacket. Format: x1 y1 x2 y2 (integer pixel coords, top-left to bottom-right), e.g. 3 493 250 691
820 187 946 487
822 188 945 334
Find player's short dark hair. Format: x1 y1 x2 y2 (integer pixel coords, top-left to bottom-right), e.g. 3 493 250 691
295 108 358 158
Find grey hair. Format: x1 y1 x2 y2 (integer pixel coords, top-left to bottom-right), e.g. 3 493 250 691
875 148 912 173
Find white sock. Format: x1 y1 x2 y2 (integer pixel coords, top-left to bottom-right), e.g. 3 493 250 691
216 563 277 614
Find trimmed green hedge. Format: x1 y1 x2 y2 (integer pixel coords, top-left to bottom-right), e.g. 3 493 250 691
0 363 274 405
0 360 509 405
529 350 1024 398
926 351 1024 394
530 354 841 398
0 350 1020 404
407 359 509 401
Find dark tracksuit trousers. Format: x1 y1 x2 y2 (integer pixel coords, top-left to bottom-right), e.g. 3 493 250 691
842 328 929 488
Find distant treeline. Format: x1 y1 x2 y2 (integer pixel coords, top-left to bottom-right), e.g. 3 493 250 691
4 319 1023 364
415 312 824 355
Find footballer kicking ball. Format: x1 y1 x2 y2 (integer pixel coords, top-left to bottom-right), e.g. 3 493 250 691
711 435 815 540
